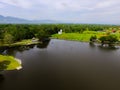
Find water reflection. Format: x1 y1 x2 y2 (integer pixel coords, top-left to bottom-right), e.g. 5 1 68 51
0 74 4 78
37 39 50 48
0 73 5 86
89 42 119 51
89 42 96 48
0 40 50 55
0 74 5 83
1 39 120 90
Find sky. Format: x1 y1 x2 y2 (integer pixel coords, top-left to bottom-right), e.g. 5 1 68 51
0 0 120 24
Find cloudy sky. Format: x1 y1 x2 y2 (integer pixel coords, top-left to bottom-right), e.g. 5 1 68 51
0 0 120 24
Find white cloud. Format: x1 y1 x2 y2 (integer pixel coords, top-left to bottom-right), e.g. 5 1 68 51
1 0 120 24
0 3 6 8
0 0 32 8
1 0 120 11
95 0 120 9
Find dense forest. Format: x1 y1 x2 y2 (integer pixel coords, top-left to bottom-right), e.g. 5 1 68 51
0 24 120 44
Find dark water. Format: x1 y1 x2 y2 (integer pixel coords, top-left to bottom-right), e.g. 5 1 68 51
1 39 120 90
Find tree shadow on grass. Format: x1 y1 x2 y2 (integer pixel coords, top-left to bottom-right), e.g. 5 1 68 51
0 61 11 72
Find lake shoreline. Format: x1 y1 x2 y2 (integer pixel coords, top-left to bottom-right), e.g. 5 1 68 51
0 39 41 47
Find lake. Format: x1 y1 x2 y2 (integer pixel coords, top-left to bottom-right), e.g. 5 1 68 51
0 39 120 90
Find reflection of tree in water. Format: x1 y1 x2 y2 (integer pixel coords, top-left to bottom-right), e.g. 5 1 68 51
0 74 5 84
89 42 96 48
0 44 35 55
89 41 119 51
0 39 50 55
97 45 119 52
37 39 50 48
16 44 35 52
0 61 10 81
0 46 7 54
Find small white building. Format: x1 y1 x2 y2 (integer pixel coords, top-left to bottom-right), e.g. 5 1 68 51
58 29 62 34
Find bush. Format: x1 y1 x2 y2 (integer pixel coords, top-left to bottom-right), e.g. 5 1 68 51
3 33 14 44
99 34 118 47
90 35 97 42
35 30 50 41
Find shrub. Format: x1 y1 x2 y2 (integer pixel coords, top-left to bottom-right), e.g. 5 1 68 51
3 33 14 44
90 35 97 42
99 34 118 47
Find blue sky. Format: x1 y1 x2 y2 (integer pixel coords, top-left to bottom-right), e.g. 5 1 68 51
0 0 120 24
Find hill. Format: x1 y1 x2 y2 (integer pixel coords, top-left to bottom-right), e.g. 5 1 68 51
0 15 60 24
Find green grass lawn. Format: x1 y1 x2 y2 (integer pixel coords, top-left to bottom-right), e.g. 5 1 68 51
0 38 40 47
0 55 21 70
52 32 120 42
52 33 96 42
14 39 39 45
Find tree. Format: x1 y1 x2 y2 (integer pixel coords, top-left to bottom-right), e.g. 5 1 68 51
99 34 118 47
3 33 14 44
90 35 97 42
35 30 50 42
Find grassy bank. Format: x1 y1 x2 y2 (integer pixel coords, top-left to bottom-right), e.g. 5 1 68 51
52 33 87 42
52 32 99 42
0 55 21 70
0 39 40 47
52 31 120 42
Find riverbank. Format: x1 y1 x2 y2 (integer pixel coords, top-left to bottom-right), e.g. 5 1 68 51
0 39 40 47
52 32 120 42
51 33 97 42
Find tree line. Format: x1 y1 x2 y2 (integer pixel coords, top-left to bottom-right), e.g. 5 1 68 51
0 24 119 44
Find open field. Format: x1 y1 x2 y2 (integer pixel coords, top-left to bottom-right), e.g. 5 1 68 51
52 31 120 42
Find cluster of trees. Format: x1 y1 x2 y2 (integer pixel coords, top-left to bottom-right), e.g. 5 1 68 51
99 35 118 47
0 24 120 44
90 34 119 47
57 24 120 33
0 24 59 43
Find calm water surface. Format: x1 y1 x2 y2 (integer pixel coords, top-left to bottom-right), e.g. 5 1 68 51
1 39 120 90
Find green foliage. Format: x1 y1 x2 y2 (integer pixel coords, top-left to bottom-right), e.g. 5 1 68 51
99 34 118 47
107 35 118 43
99 36 107 42
0 24 120 44
90 35 97 42
35 30 50 41
99 35 118 43
3 33 14 44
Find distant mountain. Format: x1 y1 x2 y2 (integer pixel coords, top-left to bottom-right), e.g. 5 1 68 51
0 15 60 24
